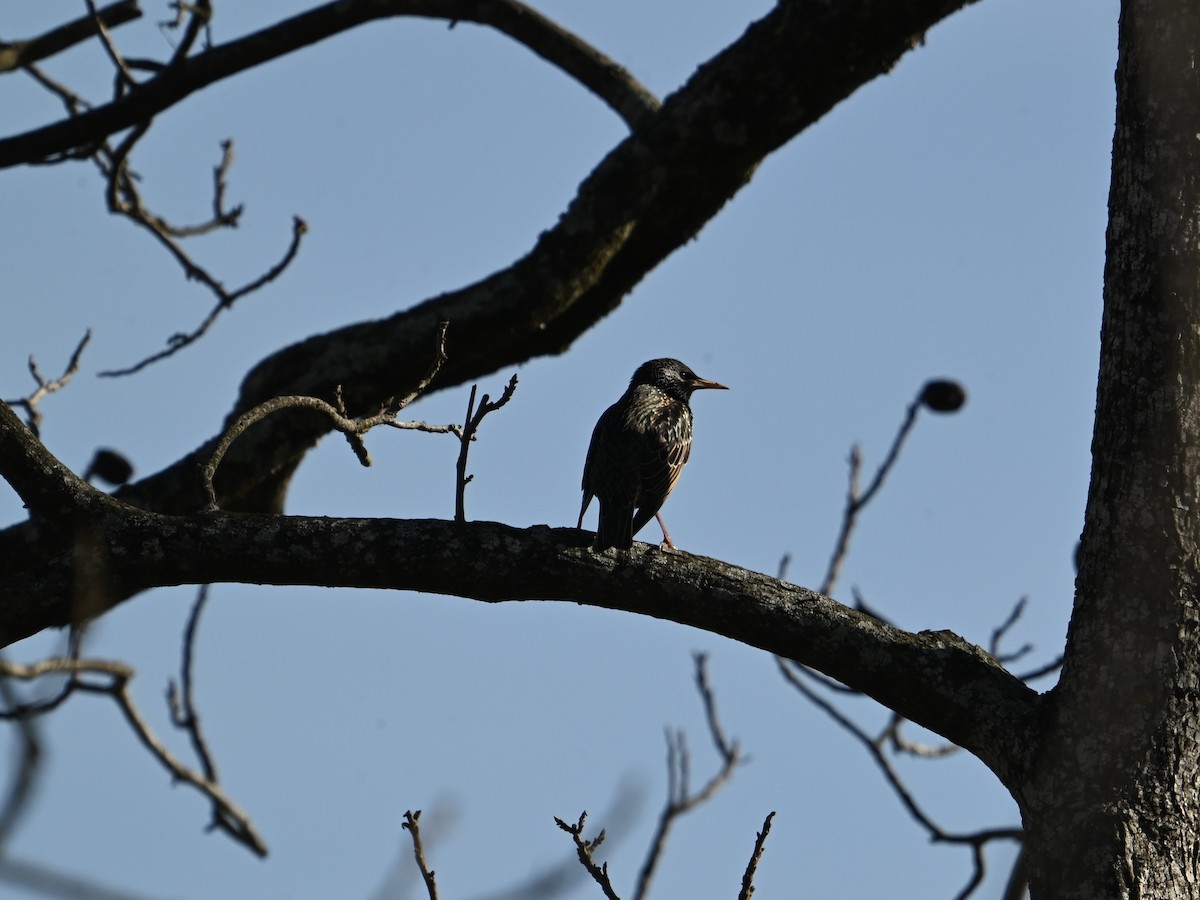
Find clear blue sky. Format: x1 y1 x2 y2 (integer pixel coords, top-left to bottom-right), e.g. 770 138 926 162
1 1 1117 897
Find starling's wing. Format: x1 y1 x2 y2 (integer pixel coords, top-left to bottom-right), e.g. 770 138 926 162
581 402 640 548
578 406 611 527
630 398 693 536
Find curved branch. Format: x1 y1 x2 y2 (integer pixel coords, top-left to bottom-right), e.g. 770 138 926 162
0 0 657 168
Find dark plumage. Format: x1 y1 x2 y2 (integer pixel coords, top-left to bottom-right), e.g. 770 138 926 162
577 358 729 550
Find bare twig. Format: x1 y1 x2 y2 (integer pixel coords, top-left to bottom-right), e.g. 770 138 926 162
99 215 309 378
553 812 620 900
737 811 775 900
4 330 92 437
0 665 43 855
989 597 1033 665
167 585 219 784
202 323 451 508
821 401 918 597
85 0 139 91
1001 846 1029 900
454 374 519 523
776 658 1019 899
402 810 440 900
0 1 142 73
0 654 267 856
632 654 740 900
162 0 213 68
1014 655 1063 684
1 0 659 169
883 712 958 759
818 379 966 597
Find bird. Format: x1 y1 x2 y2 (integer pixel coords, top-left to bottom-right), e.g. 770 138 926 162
577 358 729 551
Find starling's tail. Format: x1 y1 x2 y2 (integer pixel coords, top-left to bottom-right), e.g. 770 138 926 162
595 500 635 550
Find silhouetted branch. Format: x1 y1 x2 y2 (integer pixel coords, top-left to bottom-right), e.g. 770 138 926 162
454 374 519 523
98 214 308 377
85 0 138 91
402 810 440 900
554 812 620 900
4 330 92 437
1014 656 1063 684
466 780 642 900
820 379 966 597
631 654 741 900
0 668 42 855
776 657 1019 899
161 0 213 69
0 654 266 856
0 0 660 169
0 1 142 73
1001 847 1029 900
737 811 775 900
989 597 1033 665
167 586 218 785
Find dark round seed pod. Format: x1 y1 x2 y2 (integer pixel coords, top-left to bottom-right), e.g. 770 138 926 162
920 379 967 413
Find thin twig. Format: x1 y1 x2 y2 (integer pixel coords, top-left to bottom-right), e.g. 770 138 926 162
0 0 142 73
0 655 267 856
1014 655 1063 684
553 812 621 900
820 397 921 597
99 215 309 377
162 0 213 69
989 597 1033 664
454 374 519 523
167 585 219 784
402 810 440 900
883 712 959 759
4 330 92 437
1001 846 1029 900
632 654 741 900
0 663 43 855
737 811 775 900
775 658 1020 899
85 0 138 91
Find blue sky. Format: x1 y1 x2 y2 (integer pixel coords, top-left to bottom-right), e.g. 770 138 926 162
1 1 1117 897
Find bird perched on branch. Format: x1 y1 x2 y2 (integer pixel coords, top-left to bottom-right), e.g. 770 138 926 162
578 358 729 551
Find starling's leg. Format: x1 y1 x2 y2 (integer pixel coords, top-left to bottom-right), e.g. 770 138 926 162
655 512 676 550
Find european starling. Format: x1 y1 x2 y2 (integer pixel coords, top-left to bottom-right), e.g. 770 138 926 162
577 358 729 551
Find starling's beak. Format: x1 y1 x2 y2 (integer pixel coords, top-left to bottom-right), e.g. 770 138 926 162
690 377 730 391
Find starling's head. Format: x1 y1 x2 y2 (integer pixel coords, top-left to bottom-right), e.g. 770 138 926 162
629 358 730 401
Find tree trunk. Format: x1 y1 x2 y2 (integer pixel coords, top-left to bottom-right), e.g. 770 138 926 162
1020 0 1200 895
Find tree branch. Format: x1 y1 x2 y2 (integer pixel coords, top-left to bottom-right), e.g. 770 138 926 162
0 447 1038 794
0 0 658 168
0 1 142 74
402 810 440 900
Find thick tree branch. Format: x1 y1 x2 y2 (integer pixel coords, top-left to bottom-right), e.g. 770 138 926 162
0 514 1037 795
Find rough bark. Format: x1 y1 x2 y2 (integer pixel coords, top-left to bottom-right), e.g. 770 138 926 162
1019 0 1200 896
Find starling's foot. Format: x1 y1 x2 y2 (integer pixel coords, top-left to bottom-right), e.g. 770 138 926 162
654 512 676 550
